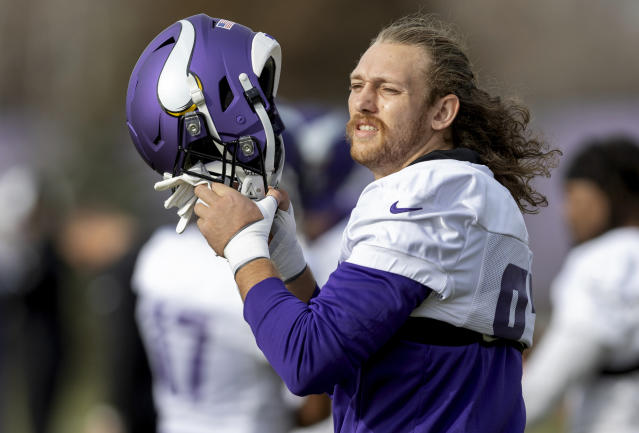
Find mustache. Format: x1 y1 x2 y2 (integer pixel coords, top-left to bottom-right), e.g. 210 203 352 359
346 115 386 136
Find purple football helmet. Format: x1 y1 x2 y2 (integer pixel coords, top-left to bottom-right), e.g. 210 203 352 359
126 14 285 199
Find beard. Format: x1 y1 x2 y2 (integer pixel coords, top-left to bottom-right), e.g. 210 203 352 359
346 114 429 176
346 115 388 169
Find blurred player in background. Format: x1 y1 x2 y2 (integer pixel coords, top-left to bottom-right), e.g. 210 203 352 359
0 166 66 433
523 136 639 433
126 14 330 432
277 104 373 285
57 203 157 433
132 223 330 433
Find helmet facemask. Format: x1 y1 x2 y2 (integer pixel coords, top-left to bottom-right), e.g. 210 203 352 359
175 110 284 199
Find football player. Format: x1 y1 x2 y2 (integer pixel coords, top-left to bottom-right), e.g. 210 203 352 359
192 13 560 433
126 14 330 432
523 136 639 433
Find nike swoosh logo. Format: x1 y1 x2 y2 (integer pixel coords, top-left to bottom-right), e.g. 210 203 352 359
390 201 423 214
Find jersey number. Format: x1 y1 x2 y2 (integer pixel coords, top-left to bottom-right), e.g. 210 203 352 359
492 264 532 340
150 302 209 401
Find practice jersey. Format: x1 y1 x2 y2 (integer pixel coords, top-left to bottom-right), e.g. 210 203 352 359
523 227 639 433
242 151 528 432
131 226 293 433
340 157 535 346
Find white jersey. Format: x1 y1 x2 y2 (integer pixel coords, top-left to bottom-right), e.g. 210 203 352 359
339 158 535 346
131 226 293 433
523 227 639 433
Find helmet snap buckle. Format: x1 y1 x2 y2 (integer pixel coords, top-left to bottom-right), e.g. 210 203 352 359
243 87 264 111
239 136 255 156
184 112 201 136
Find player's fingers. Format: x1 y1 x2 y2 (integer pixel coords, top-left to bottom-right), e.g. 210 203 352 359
194 183 219 203
208 182 237 196
267 187 289 211
193 201 211 217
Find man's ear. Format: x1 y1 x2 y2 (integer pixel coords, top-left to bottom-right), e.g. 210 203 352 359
431 94 460 131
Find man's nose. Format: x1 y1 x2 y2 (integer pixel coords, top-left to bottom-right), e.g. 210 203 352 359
351 84 378 114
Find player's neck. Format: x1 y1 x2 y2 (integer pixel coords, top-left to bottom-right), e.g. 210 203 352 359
370 131 451 180
400 132 452 171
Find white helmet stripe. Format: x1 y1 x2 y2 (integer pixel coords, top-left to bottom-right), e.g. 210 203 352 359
251 33 282 97
158 20 196 113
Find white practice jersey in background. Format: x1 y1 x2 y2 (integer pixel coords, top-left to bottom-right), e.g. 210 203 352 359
305 217 349 287
132 225 293 433
339 159 535 346
523 227 639 433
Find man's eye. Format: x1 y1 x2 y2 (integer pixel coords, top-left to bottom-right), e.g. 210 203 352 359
381 87 400 94
349 83 363 91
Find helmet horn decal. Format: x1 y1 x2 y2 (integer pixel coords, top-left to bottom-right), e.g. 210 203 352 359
158 20 196 114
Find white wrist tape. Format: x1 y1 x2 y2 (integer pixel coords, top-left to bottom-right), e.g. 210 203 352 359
269 204 307 282
223 195 278 275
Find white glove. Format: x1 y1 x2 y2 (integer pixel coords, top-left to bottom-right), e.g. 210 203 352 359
269 203 307 282
223 195 278 275
154 161 210 234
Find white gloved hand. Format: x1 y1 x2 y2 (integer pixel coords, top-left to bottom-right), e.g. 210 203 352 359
223 195 278 275
269 203 307 282
154 161 210 234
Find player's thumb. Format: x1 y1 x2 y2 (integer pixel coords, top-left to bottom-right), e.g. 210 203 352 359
267 187 290 211
255 195 279 222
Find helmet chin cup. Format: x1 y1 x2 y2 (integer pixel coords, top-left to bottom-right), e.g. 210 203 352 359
199 160 264 199
241 174 267 199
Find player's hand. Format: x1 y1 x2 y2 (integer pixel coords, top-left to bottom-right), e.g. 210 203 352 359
154 161 210 234
267 187 307 282
194 183 279 274
267 187 290 211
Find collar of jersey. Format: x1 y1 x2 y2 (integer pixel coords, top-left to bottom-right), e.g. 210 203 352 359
409 147 482 166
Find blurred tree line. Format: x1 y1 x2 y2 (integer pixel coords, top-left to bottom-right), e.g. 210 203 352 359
1 0 638 215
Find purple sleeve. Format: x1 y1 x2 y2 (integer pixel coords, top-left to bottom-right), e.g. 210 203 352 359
243 261 431 395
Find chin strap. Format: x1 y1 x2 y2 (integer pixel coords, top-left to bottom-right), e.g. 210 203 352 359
186 74 226 158
238 73 278 188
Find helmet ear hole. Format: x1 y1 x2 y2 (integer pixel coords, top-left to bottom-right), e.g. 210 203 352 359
154 37 175 52
219 77 234 111
258 57 276 101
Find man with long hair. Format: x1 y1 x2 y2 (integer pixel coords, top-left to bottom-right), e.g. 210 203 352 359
193 13 560 432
